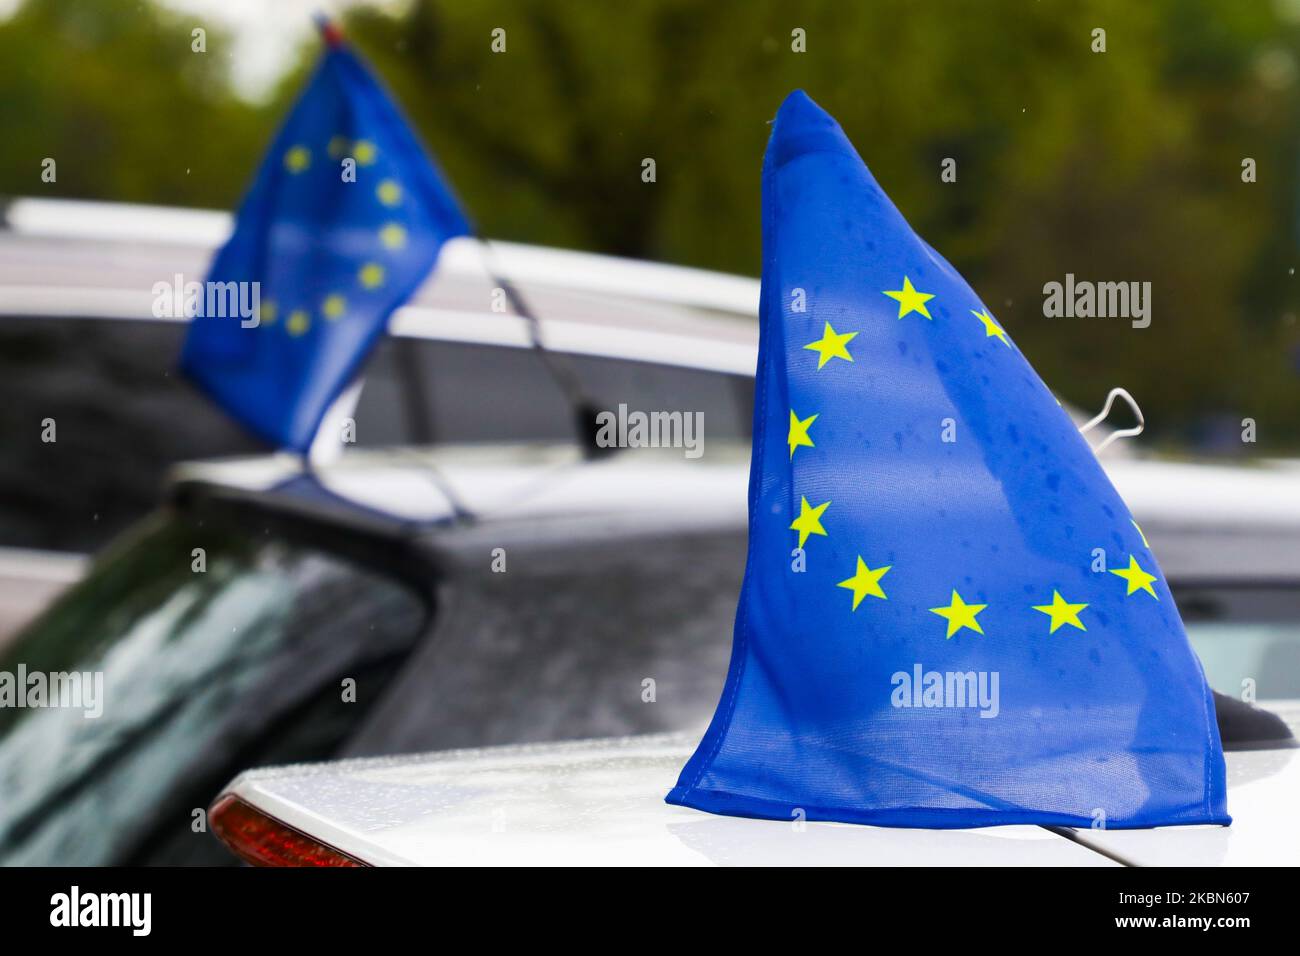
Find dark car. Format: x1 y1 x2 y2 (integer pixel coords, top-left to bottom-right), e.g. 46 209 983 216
0 441 1297 865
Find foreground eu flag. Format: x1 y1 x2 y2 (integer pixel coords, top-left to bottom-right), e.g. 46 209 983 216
181 24 470 451
668 92 1229 828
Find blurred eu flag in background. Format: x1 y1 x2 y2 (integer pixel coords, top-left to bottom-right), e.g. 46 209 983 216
668 91 1229 829
181 21 471 451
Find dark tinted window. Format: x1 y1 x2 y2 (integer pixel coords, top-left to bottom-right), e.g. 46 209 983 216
381 338 754 445
0 505 429 865
399 339 579 443
0 318 752 550
0 317 266 551
1175 584 1300 700
350 337 417 447
570 352 753 442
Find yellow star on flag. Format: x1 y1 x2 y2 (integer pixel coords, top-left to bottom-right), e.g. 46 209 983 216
930 590 987 638
1110 555 1159 599
971 308 1010 346
359 262 386 289
790 496 830 548
788 410 817 459
379 222 408 250
286 309 310 337
837 557 891 610
883 276 935 320
377 179 402 206
803 322 857 368
352 140 377 165
1032 590 1088 634
322 294 346 320
259 299 278 325
327 136 351 159
284 146 311 173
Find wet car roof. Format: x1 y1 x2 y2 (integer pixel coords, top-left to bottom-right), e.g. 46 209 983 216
167 444 1300 582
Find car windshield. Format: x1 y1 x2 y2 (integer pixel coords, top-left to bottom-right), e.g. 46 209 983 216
1176 584 1300 701
0 504 428 865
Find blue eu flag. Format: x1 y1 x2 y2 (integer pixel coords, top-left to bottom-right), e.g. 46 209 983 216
181 25 471 451
668 92 1229 828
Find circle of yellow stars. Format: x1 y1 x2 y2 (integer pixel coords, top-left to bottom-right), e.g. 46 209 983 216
786 273 1160 638
266 136 409 339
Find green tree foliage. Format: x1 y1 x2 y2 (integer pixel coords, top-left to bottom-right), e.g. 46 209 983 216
0 0 263 206
2 0 1298 450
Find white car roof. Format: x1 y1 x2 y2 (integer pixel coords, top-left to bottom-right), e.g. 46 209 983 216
1 197 1148 425
0 198 760 375
0 197 761 314
169 445 1300 584
219 733 1113 866
220 704 1300 866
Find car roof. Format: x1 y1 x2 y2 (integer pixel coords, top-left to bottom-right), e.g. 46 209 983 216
0 197 760 375
0 197 1135 434
166 444 1300 584
217 703 1300 865
173 443 1300 529
170 444 753 538
217 732 1114 866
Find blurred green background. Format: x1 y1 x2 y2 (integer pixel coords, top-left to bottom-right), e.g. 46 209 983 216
3 0 1299 453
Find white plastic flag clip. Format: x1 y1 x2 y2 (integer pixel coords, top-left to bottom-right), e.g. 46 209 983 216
1079 387 1144 454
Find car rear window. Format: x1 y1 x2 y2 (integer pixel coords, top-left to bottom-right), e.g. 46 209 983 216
0 503 429 865
1175 584 1300 700
0 316 268 552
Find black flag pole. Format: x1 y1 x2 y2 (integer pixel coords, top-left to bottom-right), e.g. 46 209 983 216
476 238 610 458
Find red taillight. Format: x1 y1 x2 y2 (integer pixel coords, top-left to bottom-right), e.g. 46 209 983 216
210 794 366 867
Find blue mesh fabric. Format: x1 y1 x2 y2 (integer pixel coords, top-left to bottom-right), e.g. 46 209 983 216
182 40 470 451
668 91 1229 829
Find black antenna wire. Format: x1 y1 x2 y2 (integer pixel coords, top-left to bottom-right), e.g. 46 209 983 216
477 238 610 458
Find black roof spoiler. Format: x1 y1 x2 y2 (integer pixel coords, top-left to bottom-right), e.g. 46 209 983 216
1213 691 1296 751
